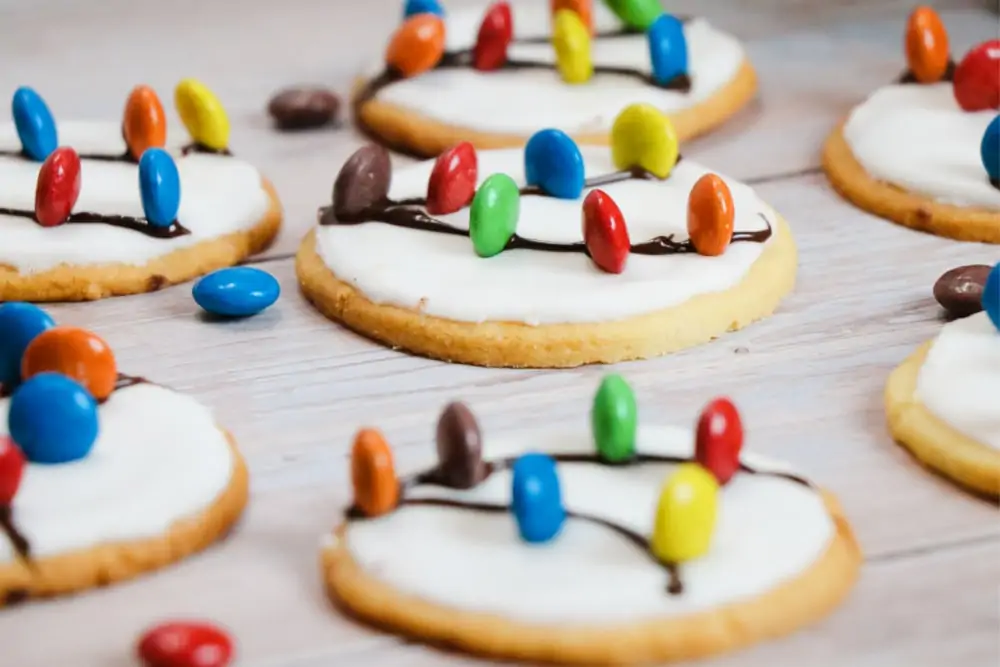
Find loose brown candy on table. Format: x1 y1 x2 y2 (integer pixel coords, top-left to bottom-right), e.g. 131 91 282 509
933 264 990 318
267 87 341 130
332 144 392 216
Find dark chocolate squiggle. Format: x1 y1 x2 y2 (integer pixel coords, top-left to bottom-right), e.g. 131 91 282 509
0 207 190 239
0 143 233 164
897 60 956 85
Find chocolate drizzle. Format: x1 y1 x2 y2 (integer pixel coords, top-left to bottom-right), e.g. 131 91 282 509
181 143 233 157
897 60 956 84
0 373 146 401
0 207 190 239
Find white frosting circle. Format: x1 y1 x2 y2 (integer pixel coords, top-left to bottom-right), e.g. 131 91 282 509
842 83 1000 211
0 383 234 563
915 311 1000 449
0 121 271 274
316 147 777 325
341 424 834 623
365 3 746 134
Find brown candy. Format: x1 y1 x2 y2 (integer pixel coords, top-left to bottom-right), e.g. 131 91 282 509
332 145 391 216
267 87 341 131
435 402 486 489
933 264 990 318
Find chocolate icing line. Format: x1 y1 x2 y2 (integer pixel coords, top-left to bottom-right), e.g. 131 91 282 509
897 60 956 84
0 207 190 239
0 143 233 163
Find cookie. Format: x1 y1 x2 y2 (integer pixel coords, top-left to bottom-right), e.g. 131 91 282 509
321 380 861 665
822 8 1000 243
351 2 757 157
0 82 283 302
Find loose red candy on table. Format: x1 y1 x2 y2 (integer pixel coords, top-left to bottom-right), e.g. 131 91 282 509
0 437 26 506
687 173 735 257
426 142 478 214
136 621 234 667
582 189 630 274
21 326 118 401
34 146 81 227
953 40 1000 112
473 1 513 71
695 397 744 485
123 85 168 161
386 14 446 78
904 6 950 84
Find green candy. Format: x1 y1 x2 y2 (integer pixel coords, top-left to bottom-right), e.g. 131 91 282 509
591 374 638 463
469 173 520 258
603 0 664 30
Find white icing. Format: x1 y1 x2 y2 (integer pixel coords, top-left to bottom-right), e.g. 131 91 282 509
0 383 234 562
915 311 1000 449
316 147 776 325
340 424 834 622
842 83 1000 211
366 3 746 134
0 121 271 273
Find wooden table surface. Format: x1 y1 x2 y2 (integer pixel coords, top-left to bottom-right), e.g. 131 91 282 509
1 0 998 665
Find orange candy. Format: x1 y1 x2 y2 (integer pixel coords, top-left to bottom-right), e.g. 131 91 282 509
905 7 950 84
687 174 735 257
385 14 446 78
21 326 117 400
123 85 167 161
351 429 400 517
551 0 592 33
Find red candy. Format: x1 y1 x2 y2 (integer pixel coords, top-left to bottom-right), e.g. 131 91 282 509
0 437 26 506
953 40 1000 112
137 621 234 667
695 398 743 485
473 1 513 71
426 142 478 214
34 147 81 227
582 189 630 274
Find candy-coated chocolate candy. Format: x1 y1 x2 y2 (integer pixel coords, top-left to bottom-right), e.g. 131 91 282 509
933 264 990 318
21 326 117 401
473 1 513 71
0 303 55 388
695 397 743 485
192 267 280 318
687 173 735 257
435 402 486 489
139 148 182 228
386 14 446 78
590 374 637 463
904 6 950 84
524 128 585 199
647 14 688 85
603 0 662 30
333 144 392 216
403 0 445 18
123 85 167 161
8 373 99 465
983 263 1000 331
582 189 630 274
426 142 478 215
0 437 26 506
511 453 565 543
982 115 1000 182
954 40 1000 112
34 146 81 227
11 87 57 162
651 463 719 563
175 79 231 151
552 9 593 84
350 428 400 517
551 0 592 32
469 173 520 257
136 620 234 667
610 103 679 179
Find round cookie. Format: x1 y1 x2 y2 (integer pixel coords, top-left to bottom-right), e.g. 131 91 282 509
321 384 861 665
353 2 757 157
0 84 282 302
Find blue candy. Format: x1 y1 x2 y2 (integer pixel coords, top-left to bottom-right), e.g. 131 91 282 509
403 0 445 18
647 14 688 86
8 373 99 464
139 148 181 228
982 115 1000 183
511 453 565 544
524 129 585 200
193 267 281 318
983 263 1000 331
0 303 55 388
12 87 57 162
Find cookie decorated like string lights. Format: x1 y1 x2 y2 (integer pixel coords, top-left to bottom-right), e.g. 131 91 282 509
886 262 1000 497
297 103 796 367
0 302 248 604
321 376 860 665
344 0 757 157
822 6 1000 243
0 82 282 302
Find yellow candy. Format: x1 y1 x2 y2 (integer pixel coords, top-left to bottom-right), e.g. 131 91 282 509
651 463 719 563
611 103 679 179
174 78 230 150
552 9 592 84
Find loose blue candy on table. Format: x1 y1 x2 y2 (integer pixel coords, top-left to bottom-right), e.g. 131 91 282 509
982 115 1000 183
524 129 585 200
0 302 55 387
8 373 99 464
511 452 566 544
193 267 281 318
11 86 57 162
403 0 445 18
983 263 1000 331
647 14 688 86
139 148 181 228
